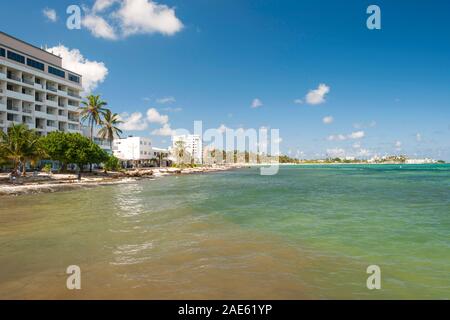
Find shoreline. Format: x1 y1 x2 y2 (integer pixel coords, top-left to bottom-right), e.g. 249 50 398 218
0 165 240 197
1 163 446 197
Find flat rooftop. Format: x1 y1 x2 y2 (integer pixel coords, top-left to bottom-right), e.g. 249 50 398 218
0 31 82 78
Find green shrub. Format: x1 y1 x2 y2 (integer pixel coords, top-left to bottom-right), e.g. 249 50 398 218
104 155 121 171
42 163 52 174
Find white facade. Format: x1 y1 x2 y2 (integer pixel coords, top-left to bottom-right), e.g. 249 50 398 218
172 134 203 164
0 32 83 135
112 136 152 160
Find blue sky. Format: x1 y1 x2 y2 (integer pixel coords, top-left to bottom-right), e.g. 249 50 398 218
2 0 449 160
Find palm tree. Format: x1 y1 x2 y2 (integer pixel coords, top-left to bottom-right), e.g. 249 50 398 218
0 124 42 176
174 140 188 166
98 109 123 150
80 95 107 141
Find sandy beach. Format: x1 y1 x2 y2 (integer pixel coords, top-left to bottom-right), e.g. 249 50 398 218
0 166 237 197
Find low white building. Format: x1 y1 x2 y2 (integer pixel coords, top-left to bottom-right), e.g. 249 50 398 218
171 134 203 164
151 147 171 167
112 137 171 167
113 136 152 167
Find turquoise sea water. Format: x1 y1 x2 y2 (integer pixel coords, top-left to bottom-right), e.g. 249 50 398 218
0 164 449 299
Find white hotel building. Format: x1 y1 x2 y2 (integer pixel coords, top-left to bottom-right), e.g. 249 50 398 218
113 136 153 166
0 32 82 135
113 136 171 167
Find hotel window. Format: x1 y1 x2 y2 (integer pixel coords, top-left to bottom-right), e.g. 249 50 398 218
0 48 5 57
68 74 80 83
48 66 65 78
27 58 45 71
7 51 25 64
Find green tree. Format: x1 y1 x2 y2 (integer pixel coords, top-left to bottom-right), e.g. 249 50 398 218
40 131 71 171
0 124 42 175
80 94 107 141
64 133 109 172
98 109 123 149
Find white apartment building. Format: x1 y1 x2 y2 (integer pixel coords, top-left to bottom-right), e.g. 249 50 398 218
0 32 82 135
172 134 203 164
112 136 153 165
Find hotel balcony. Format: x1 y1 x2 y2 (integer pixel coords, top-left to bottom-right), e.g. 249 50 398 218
68 123 80 132
22 116 34 129
34 82 45 90
0 97 6 111
35 120 46 130
68 116 80 123
46 98 58 108
22 77 34 86
7 73 21 83
7 104 19 112
6 89 35 103
46 85 58 93
22 106 33 114
68 91 82 99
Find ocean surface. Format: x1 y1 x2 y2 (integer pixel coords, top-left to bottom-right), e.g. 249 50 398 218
0 164 449 299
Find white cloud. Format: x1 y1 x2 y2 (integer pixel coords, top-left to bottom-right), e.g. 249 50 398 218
119 112 148 131
83 0 183 40
93 0 118 12
348 131 365 139
327 134 347 141
251 98 263 109
328 131 365 141
82 13 118 40
46 45 108 93
326 148 346 158
156 96 176 104
152 123 175 136
323 116 334 124
305 84 330 105
352 142 361 149
146 108 168 124
115 0 184 37
118 108 173 134
395 141 402 151
293 99 303 104
43 8 57 22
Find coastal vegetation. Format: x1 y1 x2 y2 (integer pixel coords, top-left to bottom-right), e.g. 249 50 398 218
0 125 110 174
98 109 123 149
0 94 124 175
80 94 108 141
